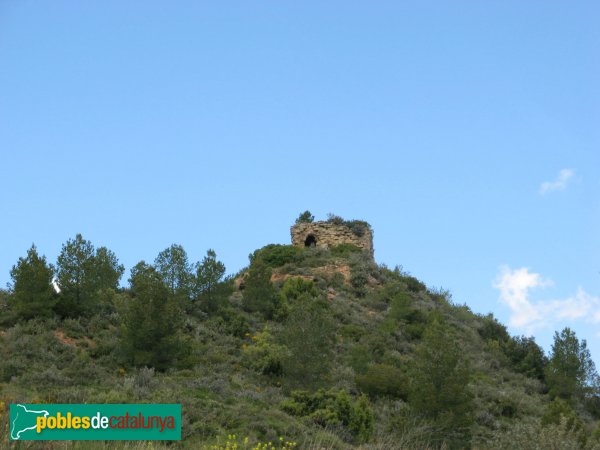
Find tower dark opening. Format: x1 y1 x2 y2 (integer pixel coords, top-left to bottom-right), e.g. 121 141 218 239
304 234 317 247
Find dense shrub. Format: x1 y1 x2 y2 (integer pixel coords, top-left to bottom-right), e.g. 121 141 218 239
330 243 363 257
478 314 510 342
487 417 600 450
213 307 250 338
541 398 586 447
340 324 366 342
243 328 288 376
280 277 319 300
326 213 345 225
344 220 371 238
281 389 374 442
355 364 409 400
349 253 379 298
402 275 427 293
249 245 301 269
385 269 427 295
503 335 548 381
325 214 372 238
349 344 372 375
386 292 428 340
585 395 600 420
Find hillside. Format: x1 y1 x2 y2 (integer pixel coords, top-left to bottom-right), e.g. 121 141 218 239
0 215 599 449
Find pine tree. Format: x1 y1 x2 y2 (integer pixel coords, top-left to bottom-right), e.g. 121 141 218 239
193 249 228 313
120 262 186 370
279 289 334 388
242 260 278 318
295 210 314 224
9 245 56 319
154 244 193 310
409 318 473 448
56 234 124 317
545 327 599 402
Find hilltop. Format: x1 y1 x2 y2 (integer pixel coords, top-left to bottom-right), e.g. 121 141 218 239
0 212 599 449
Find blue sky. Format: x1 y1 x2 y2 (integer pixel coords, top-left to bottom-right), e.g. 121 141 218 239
1 2 599 362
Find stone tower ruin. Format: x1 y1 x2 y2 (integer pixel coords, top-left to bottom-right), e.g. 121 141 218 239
290 220 374 256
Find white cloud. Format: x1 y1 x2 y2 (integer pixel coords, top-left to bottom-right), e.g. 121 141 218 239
542 287 598 321
539 168 575 194
493 266 551 328
493 266 600 332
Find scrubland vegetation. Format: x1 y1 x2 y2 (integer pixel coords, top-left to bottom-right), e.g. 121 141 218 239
1 213 599 449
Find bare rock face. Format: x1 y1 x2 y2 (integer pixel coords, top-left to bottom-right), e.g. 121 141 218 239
290 221 374 256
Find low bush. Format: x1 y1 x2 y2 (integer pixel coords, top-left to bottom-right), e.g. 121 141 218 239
349 345 373 375
355 364 409 400
325 215 372 238
212 308 251 338
205 434 297 450
243 328 289 376
478 314 510 343
331 244 363 257
386 292 428 340
281 389 374 443
402 276 426 293
349 253 379 298
487 417 600 450
250 245 301 269
344 220 371 238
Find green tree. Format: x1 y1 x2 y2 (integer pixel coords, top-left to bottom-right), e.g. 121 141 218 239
242 260 278 318
9 245 56 320
295 210 314 224
119 262 186 370
277 277 321 319
409 318 473 448
56 234 124 317
56 234 95 316
193 249 229 313
154 244 192 304
545 327 599 402
280 294 334 388
503 335 547 381
92 246 125 292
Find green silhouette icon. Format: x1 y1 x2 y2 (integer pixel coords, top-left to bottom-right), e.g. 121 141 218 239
10 404 49 440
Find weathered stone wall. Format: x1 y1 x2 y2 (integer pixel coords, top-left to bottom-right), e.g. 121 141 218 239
290 221 374 256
